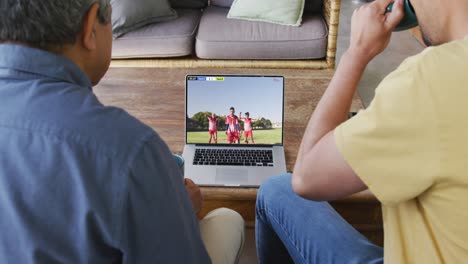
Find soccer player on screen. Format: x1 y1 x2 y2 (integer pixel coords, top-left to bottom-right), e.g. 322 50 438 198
207 113 218 144
225 107 240 144
240 112 257 144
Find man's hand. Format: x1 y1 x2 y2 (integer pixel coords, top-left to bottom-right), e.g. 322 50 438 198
349 0 404 62
184 178 203 219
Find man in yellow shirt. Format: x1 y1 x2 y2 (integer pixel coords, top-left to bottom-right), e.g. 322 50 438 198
256 0 468 263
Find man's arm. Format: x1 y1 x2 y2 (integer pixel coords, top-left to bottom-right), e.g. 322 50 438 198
292 0 404 201
120 134 210 262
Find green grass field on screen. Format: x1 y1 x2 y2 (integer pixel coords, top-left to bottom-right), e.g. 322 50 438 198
187 128 282 144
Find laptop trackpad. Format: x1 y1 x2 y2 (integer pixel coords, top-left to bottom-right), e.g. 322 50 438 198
216 168 249 185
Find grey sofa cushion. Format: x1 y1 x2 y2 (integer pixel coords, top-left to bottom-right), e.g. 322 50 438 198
210 0 233 8
112 9 202 58
212 0 323 12
111 0 177 38
169 0 208 9
195 7 327 60
305 0 323 13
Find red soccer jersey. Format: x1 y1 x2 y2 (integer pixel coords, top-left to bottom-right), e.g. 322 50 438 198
225 115 239 132
241 118 252 131
208 116 217 131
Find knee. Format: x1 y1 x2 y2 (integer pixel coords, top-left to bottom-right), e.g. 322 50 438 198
200 208 245 264
203 208 245 232
257 174 293 211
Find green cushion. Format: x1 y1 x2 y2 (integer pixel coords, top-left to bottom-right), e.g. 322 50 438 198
227 0 305 26
111 0 177 38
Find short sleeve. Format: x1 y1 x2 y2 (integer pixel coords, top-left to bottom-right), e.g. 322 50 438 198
117 133 210 263
334 58 440 205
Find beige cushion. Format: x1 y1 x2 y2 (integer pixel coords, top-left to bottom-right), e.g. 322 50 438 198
195 7 328 60
227 0 305 27
212 0 323 13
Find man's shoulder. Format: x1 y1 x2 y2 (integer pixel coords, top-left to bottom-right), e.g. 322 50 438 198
401 38 468 76
79 105 155 148
378 38 468 97
37 102 159 160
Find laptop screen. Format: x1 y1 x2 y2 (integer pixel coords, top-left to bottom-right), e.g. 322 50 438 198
186 75 284 145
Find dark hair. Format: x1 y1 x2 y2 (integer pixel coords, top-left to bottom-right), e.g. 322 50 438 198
245 112 249 116
0 0 111 49
230 107 235 111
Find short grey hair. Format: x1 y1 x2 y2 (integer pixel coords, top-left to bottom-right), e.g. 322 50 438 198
0 0 111 49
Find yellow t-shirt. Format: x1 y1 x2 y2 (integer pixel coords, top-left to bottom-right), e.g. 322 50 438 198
335 37 468 263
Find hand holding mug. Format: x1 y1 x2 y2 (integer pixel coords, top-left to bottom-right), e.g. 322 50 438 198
386 0 418 32
349 0 405 62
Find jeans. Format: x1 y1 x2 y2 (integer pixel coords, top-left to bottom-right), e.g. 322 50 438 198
256 174 383 264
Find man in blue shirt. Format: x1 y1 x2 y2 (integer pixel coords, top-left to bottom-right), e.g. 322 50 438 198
0 1 244 263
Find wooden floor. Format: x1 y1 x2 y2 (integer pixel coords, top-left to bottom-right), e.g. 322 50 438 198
94 67 383 247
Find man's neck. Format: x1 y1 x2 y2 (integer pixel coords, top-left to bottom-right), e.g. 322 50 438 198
446 4 468 42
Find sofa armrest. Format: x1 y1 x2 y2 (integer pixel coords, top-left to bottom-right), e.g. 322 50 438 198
323 0 341 69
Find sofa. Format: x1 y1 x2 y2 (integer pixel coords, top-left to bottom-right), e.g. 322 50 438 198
111 0 341 69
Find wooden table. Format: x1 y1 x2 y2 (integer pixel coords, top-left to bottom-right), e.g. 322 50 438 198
94 67 383 245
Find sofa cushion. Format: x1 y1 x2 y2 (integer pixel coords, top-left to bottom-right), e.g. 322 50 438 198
210 0 234 8
169 0 208 9
211 0 323 13
227 0 305 26
112 9 202 58
111 0 177 38
195 7 327 60
305 0 323 13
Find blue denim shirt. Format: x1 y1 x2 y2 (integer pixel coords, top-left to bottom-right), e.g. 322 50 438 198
0 44 210 263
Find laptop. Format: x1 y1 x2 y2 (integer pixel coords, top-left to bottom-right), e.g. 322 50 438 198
182 75 287 187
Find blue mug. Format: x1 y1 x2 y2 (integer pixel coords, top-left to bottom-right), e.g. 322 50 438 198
386 0 418 31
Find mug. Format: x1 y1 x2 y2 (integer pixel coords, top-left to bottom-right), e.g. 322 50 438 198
386 0 418 31
173 153 185 178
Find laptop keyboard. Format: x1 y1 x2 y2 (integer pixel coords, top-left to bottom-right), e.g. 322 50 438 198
193 149 274 167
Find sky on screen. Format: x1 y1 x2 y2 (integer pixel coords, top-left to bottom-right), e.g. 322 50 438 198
187 76 283 123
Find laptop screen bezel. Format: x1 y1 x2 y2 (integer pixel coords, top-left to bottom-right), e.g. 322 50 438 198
185 75 285 147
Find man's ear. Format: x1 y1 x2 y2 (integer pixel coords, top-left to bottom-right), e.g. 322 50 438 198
81 3 100 51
